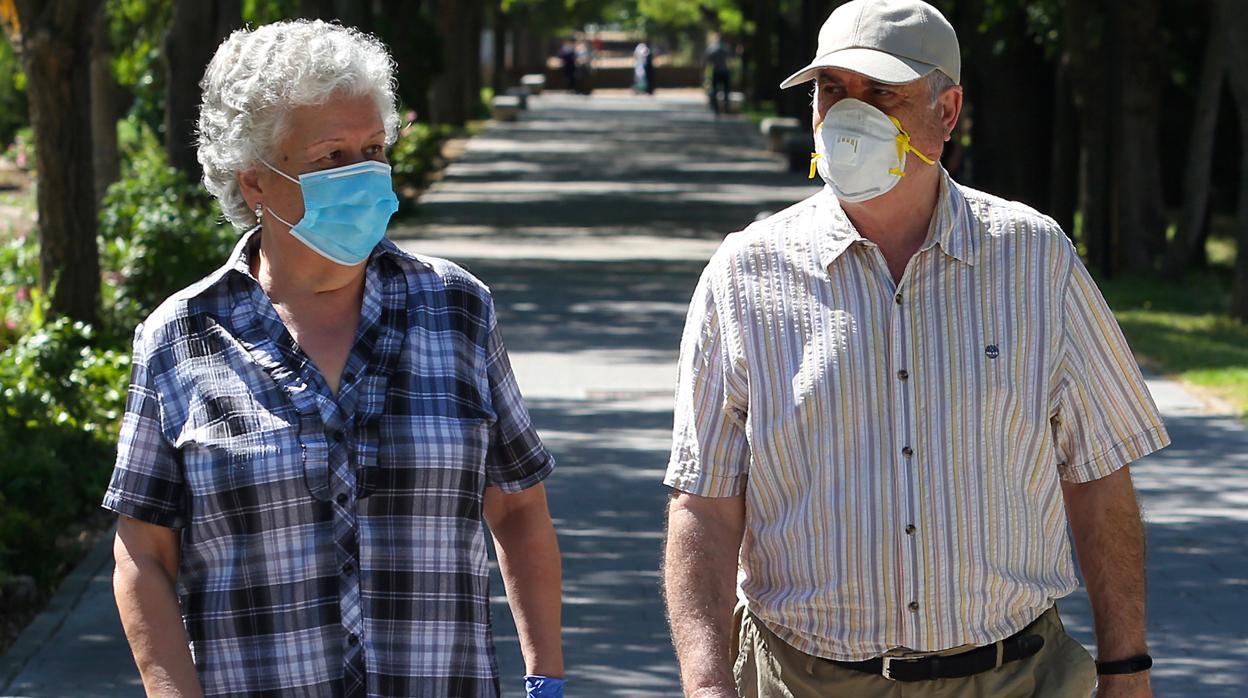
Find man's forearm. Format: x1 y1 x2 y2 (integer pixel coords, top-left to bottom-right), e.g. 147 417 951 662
663 493 745 697
1062 466 1149 658
113 541 203 697
492 501 564 677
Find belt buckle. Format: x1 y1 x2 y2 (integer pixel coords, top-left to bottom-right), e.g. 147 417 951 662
881 656 909 681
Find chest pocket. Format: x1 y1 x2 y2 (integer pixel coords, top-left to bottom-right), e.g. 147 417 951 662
178 369 300 497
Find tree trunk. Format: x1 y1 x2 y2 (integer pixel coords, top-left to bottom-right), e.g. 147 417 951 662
164 0 241 182
1064 0 1115 277
491 0 507 94
430 0 475 126
14 0 102 325
1223 0 1248 320
90 1 121 208
1049 53 1079 237
1115 0 1167 273
749 0 778 109
1165 0 1226 280
955 0 1053 210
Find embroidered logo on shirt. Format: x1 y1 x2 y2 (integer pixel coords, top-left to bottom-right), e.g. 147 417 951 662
985 344 1000 359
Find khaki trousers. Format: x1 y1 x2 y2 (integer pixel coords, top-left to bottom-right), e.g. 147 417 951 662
731 605 1097 698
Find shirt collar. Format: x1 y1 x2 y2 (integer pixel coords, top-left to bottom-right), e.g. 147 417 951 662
815 167 977 272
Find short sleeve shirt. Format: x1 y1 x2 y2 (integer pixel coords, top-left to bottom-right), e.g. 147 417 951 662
665 172 1169 661
103 230 553 697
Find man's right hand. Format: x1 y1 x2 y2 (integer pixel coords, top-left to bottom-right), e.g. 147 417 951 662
662 491 746 698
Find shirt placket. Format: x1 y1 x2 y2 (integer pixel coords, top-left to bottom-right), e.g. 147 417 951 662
879 251 924 645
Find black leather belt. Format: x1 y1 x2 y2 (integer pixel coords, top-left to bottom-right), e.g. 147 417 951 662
831 621 1046 682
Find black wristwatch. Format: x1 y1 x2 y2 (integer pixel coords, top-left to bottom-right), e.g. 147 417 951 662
1095 654 1153 675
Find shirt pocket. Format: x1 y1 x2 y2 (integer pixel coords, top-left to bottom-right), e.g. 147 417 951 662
179 382 299 497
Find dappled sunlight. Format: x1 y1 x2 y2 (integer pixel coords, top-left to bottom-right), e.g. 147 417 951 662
1062 409 1248 697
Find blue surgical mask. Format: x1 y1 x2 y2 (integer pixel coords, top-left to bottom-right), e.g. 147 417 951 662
261 158 399 266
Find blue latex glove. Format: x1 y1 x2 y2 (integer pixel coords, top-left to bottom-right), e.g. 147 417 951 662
525 675 566 698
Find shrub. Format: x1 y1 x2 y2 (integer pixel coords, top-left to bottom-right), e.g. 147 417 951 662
0 318 129 587
98 138 239 339
390 120 458 191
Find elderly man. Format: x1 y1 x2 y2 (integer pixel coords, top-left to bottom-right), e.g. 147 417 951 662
662 1 1165 697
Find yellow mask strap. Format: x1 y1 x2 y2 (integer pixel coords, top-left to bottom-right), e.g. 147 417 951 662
809 122 822 179
888 115 937 177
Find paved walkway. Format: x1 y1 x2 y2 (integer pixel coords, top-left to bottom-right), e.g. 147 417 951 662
2 90 1245 697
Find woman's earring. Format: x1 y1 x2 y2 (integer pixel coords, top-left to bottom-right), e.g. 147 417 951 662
254 203 263 220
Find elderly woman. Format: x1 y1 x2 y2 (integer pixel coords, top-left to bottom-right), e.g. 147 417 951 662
104 21 564 698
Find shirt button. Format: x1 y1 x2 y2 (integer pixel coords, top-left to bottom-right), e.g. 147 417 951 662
348 634 359 646
342 562 354 575
895 293 903 305
908 601 920 612
902 446 914 458
336 493 348 506
905 524 917 535
897 369 909 381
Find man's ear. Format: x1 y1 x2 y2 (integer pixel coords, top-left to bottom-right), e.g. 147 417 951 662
940 85 964 141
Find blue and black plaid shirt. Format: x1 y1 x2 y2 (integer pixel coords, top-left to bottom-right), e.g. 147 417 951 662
103 230 553 697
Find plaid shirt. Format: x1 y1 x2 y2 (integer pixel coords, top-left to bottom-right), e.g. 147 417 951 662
103 230 553 697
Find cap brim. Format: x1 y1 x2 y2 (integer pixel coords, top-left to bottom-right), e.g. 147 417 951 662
779 47 937 89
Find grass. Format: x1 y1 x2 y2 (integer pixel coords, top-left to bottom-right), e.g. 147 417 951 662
1097 256 1248 419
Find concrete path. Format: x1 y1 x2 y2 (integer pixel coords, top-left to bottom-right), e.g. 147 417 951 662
3 90 1245 697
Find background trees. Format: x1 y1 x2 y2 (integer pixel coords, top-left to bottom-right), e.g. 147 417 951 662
0 0 1243 322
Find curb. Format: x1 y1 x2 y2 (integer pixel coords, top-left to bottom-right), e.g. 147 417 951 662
0 525 117 693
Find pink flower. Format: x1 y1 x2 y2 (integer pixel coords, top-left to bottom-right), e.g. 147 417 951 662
5 319 16 331
15 286 29 303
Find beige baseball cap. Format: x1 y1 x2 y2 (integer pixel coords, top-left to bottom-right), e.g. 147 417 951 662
779 0 961 89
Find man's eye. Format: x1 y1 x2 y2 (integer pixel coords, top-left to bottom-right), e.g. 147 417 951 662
366 144 383 156
324 150 342 162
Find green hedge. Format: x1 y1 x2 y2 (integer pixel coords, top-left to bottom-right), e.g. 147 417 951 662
1 142 233 590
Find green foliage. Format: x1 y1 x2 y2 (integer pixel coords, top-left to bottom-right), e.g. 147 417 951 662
505 0 634 32
107 0 172 136
389 119 458 192
1100 269 1248 420
98 137 238 339
0 32 28 148
242 0 300 24
0 235 40 352
633 0 742 31
0 318 130 587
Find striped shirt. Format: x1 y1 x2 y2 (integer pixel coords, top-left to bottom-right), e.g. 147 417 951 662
103 230 553 697
665 171 1169 662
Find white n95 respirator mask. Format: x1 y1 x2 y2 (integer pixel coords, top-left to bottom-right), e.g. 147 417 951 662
810 99 937 203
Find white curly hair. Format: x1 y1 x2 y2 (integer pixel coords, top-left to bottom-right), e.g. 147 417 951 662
197 20 400 229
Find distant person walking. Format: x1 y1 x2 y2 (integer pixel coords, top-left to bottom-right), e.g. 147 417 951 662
633 41 652 94
706 34 732 115
574 39 594 95
559 41 578 93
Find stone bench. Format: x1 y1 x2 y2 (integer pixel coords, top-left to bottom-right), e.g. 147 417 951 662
504 86 530 110
491 95 523 122
760 117 805 153
520 74 546 95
